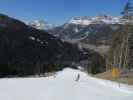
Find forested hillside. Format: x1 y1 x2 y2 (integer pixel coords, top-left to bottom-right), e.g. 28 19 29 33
106 25 133 70
0 14 105 77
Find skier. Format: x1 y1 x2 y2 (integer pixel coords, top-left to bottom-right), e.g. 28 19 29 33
75 73 80 82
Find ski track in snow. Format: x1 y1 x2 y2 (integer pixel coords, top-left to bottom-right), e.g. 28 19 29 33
0 68 133 100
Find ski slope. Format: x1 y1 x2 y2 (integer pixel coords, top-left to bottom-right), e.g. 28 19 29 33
0 68 133 100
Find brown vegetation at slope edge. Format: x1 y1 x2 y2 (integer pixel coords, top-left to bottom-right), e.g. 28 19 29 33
106 25 133 70
98 25 133 85
95 70 133 85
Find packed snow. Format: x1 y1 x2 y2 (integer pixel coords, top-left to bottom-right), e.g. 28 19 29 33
0 68 133 100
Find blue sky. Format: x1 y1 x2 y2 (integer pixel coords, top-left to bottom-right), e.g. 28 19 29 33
0 0 132 25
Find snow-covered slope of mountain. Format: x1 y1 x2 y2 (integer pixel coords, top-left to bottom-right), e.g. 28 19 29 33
28 20 55 30
68 15 122 25
0 68 133 100
49 23 119 46
49 15 125 47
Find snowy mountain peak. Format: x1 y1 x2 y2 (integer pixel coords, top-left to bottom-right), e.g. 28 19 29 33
68 15 122 25
28 20 55 30
69 16 93 25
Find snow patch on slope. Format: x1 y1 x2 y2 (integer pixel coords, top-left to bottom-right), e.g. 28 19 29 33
28 20 54 30
68 16 122 25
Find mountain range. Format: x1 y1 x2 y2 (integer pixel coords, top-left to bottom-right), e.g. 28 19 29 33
27 15 132 55
0 13 105 77
47 15 127 55
1 13 132 77
28 15 129 31
27 15 131 44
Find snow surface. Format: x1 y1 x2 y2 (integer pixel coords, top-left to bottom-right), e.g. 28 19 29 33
69 16 124 25
0 68 133 100
28 20 54 30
